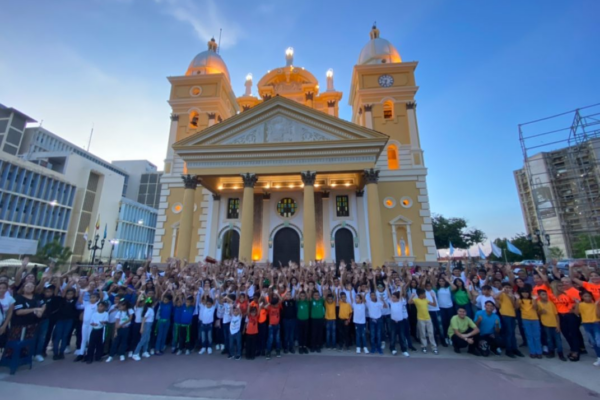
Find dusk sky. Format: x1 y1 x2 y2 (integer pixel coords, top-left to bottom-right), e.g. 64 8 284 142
1 0 599 248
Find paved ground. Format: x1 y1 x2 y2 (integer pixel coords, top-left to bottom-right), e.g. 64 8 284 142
1 350 599 400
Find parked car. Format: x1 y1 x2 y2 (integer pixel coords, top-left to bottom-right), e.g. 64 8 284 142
519 260 544 267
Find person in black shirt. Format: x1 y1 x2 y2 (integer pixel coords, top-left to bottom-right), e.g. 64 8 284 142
31 285 59 361
11 282 45 359
52 288 78 360
281 292 297 354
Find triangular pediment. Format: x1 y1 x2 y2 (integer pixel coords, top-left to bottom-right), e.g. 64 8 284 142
174 96 388 148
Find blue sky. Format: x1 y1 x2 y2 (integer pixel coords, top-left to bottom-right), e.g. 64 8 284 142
1 0 599 245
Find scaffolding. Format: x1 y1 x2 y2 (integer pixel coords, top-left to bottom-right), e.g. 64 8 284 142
518 103 600 257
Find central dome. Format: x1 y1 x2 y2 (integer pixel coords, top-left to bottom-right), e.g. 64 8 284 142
185 38 230 80
358 26 402 65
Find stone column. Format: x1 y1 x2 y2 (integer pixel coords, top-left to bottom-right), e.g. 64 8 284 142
207 112 216 127
364 169 385 268
364 104 373 129
165 114 179 175
206 194 221 258
327 100 336 117
239 173 258 262
176 174 198 261
321 190 331 262
301 171 317 264
355 189 369 262
261 192 271 263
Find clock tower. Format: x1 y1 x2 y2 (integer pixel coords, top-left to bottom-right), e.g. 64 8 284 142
348 25 437 263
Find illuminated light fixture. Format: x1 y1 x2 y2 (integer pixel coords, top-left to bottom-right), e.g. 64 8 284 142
314 184 319 188
289 183 294 188
252 254 260 261
218 185 223 190
275 185 280 189
265 184 270 189
285 47 294 57
138 219 144 225
326 68 334 78
49 199 59 207
233 186 239 190
245 73 253 81
385 200 393 207
267 70 271 73
300 183 304 188
331 183 337 187
344 182 351 187
316 84 320 90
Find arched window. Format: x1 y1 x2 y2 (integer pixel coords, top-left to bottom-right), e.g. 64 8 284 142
383 101 394 120
387 144 399 170
189 111 199 128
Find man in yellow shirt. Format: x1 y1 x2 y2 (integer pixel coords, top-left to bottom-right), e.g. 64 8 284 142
324 294 337 349
337 292 353 351
495 283 524 358
409 288 438 354
537 289 566 361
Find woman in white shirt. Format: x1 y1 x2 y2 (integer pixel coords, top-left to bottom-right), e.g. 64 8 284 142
387 284 410 357
351 293 368 354
424 282 446 347
132 298 155 361
436 277 456 346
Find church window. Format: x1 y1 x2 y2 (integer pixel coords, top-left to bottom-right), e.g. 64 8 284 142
383 101 394 120
336 195 349 217
227 198 240 219
277 198 297 218
189 111 199 128
387 144 399 170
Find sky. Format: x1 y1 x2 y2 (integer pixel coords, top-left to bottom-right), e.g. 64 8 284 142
1 0 599 247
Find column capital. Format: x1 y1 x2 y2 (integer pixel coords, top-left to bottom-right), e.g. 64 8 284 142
212 194 221 201
262 191 271 200
355 189 364 197
242 105 251 111
262 94 272 101
321 190 330 199
301 171 317 186
363 104 373 112
181 174 199 189
207 112 216 120
406 101 416 110
305 92 314 101
363 168 379 184
241 173 258 188
327 100 336 108
170 113 179 122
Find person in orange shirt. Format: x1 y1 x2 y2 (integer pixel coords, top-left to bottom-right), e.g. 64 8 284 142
244 307 259 360
265 294 283 359
552 281 581 361
250 293 269 357
570 264 600 301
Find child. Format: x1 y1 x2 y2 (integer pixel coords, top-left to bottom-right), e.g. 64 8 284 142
366 290 386 354
388 289 409 357
128 296 144 358
296 291 310 354
132 298 155 361
198 295 215 355
265 294 282 359
245 307 259 360
155 293 173 355
309 291 325 353
337 292 352 351
174 295 195 355
86 301 108 364
324 293 337 350
409 288 438 354
221 295 233 355
106 299 132 362
74 291 99 362
229 306 242 360
52 288 77 360
352 293 367 354
495 282 523 358
537 289 565 361
575 291 600 366
281 291 297 354
517 287 542 358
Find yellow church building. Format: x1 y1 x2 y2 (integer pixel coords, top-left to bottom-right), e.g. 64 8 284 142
152 25 437 267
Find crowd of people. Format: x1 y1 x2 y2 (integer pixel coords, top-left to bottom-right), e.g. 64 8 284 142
0 257 599 369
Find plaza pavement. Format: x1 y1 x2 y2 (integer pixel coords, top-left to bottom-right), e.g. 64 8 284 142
1 348 599 400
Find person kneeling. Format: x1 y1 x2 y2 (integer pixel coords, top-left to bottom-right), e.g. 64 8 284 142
449 307 480 356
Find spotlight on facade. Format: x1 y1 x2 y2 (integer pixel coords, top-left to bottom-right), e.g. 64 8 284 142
137 219 144 225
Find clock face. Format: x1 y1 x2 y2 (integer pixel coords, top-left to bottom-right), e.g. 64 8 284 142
378 74 394 87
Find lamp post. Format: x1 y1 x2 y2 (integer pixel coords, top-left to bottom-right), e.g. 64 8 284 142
88 233 105 265
528 229 550 264
108 239 119 266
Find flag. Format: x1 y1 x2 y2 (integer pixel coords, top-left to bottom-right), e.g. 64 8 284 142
103 224 107 239
506 241 523 256
449 241 455 256
95 215 100 231
491 241 502 258
478 246 487 259
83 227 88 242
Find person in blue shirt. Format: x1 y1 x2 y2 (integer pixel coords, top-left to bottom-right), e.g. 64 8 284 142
475 301 502 356
154 293 173 355
173 294 195 355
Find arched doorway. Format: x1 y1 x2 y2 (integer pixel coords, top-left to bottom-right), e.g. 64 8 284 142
272 227 300 267
335 228 355 267
221 230 240 260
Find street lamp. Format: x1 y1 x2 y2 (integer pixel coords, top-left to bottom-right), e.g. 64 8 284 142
108 239 119 266
88 232 105 265
528 229 551 264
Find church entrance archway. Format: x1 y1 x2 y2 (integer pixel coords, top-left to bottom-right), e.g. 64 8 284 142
272 228 300 267
334 228 355 267
221 230 240 260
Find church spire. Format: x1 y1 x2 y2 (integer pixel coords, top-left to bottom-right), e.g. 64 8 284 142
369 23 380 40
208 37 218 52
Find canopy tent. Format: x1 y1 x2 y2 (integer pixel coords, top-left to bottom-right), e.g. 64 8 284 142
0 258 46 268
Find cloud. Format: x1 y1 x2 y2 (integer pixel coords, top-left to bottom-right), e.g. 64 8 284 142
158 0 242 49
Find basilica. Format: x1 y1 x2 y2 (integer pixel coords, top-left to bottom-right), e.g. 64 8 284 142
152 25 437 267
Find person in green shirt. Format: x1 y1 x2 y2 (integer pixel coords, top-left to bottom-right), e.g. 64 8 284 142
296 291 310 354
449 307 480 355
450 278 474 318
309 291 325 352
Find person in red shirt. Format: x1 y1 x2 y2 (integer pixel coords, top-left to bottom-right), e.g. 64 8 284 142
552 281 581 361
244 307 259 360
265 293 283 359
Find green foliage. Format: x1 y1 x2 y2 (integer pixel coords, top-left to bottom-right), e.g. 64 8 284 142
32 240 73 267
488 233 539 262
548 247 565 259
571 234 600 258
432 214 487 249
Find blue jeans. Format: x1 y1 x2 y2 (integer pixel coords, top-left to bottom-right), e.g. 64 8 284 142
52 319 73 356
543 325 563 353
501 315 517 351
222 322 230 352
522 319 542 355
326 320 336 348
266 324 281 352
283 319 296 351
200 323 213 348
155 320 170 352
381 315 391 343
355 323 366 348
35 319 49 356
229 331 242 358
390 319 408 352
134 324 152 355
369 318 382 351
110 327 130 357
583 322 600 357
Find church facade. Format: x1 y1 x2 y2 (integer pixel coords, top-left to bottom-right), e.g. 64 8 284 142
152 26 437 267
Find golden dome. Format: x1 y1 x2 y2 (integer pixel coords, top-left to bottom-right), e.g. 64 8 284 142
185 38 230 80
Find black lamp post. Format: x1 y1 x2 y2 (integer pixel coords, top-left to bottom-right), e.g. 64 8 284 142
108 239 119 266
528 229 550 264
88 234 105 265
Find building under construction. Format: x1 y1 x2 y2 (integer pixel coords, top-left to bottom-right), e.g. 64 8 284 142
515 104 600 258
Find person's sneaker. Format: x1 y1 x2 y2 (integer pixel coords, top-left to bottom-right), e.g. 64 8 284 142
495 348 502 356
265 352 272 360
356 347 361 354
290 348 295 354
283 349 288 354
505 351 516 359
468 348 481 357
363 347 369 354
171 348 177 354
132 354 141 361
381 341 386 350
454 348 461 354
142 352 151 358
446 338 451 346
593 358 600 367
433 349 439 355
228 355 234 359
120 355 126 361
128 351 133 358
176 350 183 355
392 350 398 356
199 348 206 355
186 350 191 355
73 355 84 362
377 348 383 355
513 350 525 357
150 349 155 355
409 346 417 351
35 355 44 362
207 347 213 355
235 356 241 360
402 351 410 357
105 356 113 363
64 346 71 354
558 352 567 361
154 351 163 356
52 354 60 361
542 345 549 353
421 348 427 354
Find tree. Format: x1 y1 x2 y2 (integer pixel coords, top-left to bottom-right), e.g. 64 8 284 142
32 240 73 267
432 214 487 249
548 247 565 259
571 234 600 258
488 234 538 262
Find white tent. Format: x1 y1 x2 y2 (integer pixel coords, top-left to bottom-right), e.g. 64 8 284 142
0 258 46 268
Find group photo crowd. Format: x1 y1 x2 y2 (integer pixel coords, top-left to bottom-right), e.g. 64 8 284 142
0 256 599 371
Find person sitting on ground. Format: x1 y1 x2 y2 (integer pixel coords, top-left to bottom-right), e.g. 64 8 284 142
448 306 480 355
475 301 502 356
